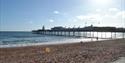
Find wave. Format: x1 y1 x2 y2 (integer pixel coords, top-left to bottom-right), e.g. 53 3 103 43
0 38 106 48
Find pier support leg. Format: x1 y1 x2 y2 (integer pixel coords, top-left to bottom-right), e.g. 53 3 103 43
92 32 94 38
64 31 66 36
91 31 93 41
57 31 59 36
101 32 103 39
68 31 70 36
60 31 62 36
111 32 112 39
78 32 80 37
105 32 106 38
115 32 116 38
85 32 87 37
73 32 75 36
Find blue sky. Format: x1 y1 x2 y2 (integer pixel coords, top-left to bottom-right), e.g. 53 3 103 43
0 0 125 31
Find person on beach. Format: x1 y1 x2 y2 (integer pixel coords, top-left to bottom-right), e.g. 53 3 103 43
96 37 98 41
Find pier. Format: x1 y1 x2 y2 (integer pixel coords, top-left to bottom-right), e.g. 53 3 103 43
32 25 125 39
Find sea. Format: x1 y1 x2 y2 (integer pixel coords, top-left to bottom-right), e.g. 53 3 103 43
0 31 124 48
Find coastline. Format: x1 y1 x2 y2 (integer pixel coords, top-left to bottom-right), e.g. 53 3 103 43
0 39 125 63
0 37 106 48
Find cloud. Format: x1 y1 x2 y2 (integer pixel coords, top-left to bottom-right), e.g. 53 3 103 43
88 14 102 21
109 8 119 12
103 14 115 18
76 15 86 20
116 11 125 18
68 18 77 22
76 8 124 21
76 14 102 21
96 9 101 12
103 10 125 19
49 19 54 22
75 8 124 27
53 11 59 14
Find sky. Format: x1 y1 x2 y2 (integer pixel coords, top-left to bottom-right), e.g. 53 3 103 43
0 0 125 31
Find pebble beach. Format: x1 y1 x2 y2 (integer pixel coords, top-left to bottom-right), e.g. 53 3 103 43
0 39 125 63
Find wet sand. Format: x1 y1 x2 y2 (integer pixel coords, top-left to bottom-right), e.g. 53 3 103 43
0 39 125 63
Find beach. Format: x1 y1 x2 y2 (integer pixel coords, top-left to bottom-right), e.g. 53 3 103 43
0 39 125 63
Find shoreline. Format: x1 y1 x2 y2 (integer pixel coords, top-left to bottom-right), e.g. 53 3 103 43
0 39 125 63
0 38 109 48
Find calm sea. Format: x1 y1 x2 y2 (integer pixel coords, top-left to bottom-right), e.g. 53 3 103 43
0 31 124 48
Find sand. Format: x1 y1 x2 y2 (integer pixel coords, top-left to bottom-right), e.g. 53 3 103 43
0 39 125 63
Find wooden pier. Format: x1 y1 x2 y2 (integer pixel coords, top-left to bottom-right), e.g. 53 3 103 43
32 26 125 39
